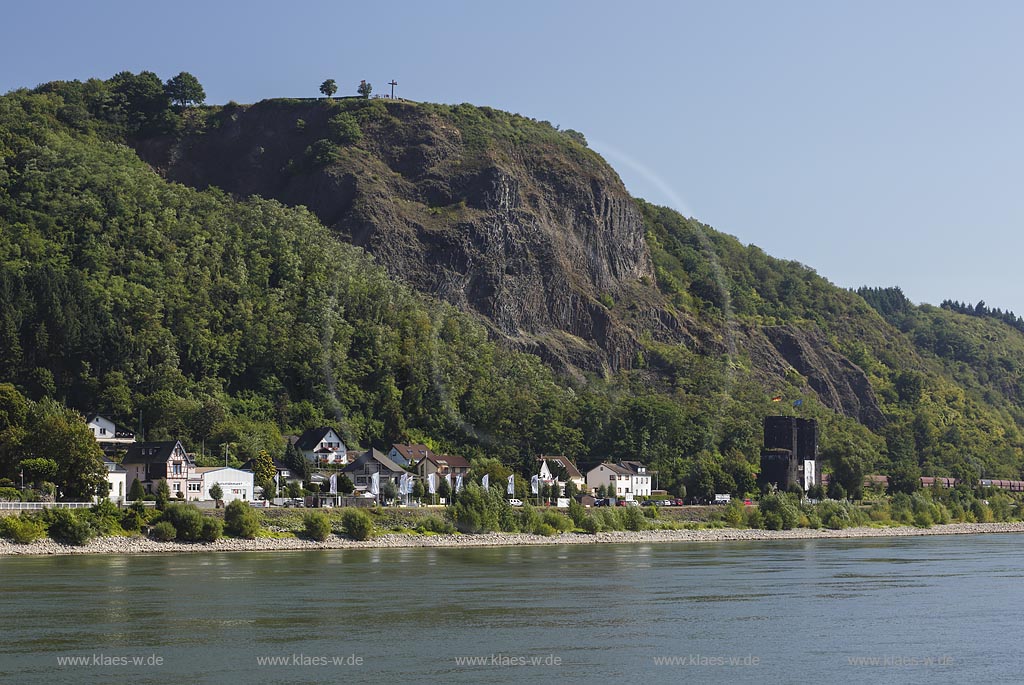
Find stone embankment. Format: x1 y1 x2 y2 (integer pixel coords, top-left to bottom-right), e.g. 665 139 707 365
2 522 1024 557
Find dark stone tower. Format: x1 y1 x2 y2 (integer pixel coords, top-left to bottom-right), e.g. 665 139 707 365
759 416 819 492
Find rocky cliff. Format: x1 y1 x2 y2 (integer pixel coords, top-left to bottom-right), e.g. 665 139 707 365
135 98 884 423
138 99 687 376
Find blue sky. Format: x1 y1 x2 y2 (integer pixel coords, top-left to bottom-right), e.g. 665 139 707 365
4 0 1022 314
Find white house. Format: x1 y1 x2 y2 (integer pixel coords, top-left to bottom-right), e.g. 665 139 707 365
87 414 135 455
194 467 254 503
537 456 585 493
618 461 653 498
585 461 653 501
100 457 127 504
295 427 348 465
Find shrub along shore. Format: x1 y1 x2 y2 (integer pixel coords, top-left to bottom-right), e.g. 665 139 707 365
2 484 1024 556
2 522 1024 557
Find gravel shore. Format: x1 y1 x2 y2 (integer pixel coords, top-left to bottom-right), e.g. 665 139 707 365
2 522 1023 557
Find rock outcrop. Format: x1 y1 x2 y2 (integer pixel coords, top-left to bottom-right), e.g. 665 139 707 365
139 100 676 376
134 98 884 424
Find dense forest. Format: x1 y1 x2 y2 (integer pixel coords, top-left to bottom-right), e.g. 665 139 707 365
2 71 1024 500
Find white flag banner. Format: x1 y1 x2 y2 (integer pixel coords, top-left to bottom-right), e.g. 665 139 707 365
370 471 380 496
454 474 462 493
399 473 408 495
274 473 280 490
530 474 539 495
428 473 437 494
445 473 452 493
481 474 489 490
329 473 338 495
507 474 514 495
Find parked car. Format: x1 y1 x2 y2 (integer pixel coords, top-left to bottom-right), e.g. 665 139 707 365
594 498 609 507
674 498 685 506
508 498 523 507
641 500 658 507
615 499 627 507
626 500 640 507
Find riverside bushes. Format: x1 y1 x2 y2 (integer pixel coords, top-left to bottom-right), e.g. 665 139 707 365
448 484 513 534
200 518 223 542
0 515 47 543
224 500 261 539
160 504 205 541
44 509 95 545
416 515 455 534
302 512 332 541
758 491 801 530
150 521 177 541
341 508 374 540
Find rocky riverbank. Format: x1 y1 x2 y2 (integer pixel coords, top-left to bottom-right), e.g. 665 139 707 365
2 522 1024 556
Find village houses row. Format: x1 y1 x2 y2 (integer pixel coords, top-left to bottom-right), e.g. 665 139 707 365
87 416 653 504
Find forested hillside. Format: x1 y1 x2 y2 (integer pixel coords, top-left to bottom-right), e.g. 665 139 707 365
1 71 1023 499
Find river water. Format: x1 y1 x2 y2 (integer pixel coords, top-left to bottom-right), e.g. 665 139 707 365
1 534 1021 684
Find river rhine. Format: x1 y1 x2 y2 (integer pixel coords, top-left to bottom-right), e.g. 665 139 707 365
1 534 1021 684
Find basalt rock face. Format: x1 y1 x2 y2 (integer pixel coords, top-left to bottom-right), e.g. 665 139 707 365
134 99 885 425
138 100 679 376
754 324 885 429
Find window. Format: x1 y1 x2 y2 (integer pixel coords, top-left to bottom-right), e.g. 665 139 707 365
100 428 107 436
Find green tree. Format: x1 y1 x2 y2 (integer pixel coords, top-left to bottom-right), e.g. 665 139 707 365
327 112 362 145
306 139 340 166
888 460 922 495
282 441 309 481
412 478 426 500
108 70 173 134
357 80 372 98
164 72 206 108
20 401 104 500
338 474 355 495
209 482 224 503
155 479 171 510
0 384 29 479
128 477 145 502
319 79 338 98
438 476 452 502
18 458 58 486
823 443 866 500
253 450 275 484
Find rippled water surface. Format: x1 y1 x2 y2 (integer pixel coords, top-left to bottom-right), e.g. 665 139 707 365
2 534 1022 684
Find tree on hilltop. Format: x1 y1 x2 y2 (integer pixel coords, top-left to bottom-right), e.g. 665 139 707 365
357 80 372 98
164 72 206 108
319 79 338 98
